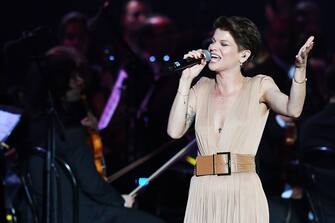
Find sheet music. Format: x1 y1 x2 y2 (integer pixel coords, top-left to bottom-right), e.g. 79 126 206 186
0 110 21 142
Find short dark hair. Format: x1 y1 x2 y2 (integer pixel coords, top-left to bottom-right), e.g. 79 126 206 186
213 16 261 62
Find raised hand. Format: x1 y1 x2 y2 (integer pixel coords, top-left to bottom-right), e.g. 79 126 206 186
181 49 207 80
295 36 314 68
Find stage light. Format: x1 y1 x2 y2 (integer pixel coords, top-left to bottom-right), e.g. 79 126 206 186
288 65 296 79
186 156 196 166
281 184 293 199
149 56 156 62
275 114 287 128
308 211 315 221
163 55 170 61
6 214 13 222
136 177 149 186
108 55 115 61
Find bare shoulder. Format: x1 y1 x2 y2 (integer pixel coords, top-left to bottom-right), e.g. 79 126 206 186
251 74 281 104
249 74 273 82
249 74 277 89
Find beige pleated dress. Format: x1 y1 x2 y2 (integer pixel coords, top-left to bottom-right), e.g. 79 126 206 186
184 75 276 223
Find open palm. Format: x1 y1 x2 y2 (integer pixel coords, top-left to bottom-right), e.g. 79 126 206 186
295 36 314 68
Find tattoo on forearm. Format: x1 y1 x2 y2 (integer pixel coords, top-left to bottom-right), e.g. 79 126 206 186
185 108 195 128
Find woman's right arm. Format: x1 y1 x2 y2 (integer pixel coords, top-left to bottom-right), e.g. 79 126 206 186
167 77 196 138
167 50 207 139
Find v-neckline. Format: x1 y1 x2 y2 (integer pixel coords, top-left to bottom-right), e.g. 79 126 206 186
208 77 247 146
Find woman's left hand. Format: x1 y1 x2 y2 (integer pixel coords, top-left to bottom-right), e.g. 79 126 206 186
295 36 314 68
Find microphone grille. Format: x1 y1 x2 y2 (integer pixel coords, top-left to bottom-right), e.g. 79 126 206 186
203 50 211 62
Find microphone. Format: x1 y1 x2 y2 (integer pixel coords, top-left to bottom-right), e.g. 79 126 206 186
168 50 211 72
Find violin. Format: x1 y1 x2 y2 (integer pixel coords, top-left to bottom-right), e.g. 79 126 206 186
88 128 107 177
80 95 107 178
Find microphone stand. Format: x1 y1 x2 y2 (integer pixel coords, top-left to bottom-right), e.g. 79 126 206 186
45 93 57 223
129 138 196 196
33 52 65 223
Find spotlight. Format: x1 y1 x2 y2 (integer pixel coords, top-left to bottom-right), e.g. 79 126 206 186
108 55 115 61
163 55 170 61
149 56 156 62
136 177 149 186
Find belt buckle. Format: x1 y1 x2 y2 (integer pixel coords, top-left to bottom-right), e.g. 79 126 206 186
216 152 231 176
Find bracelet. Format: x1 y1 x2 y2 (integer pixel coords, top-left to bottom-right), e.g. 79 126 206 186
293 76 307 84
177 90 189 97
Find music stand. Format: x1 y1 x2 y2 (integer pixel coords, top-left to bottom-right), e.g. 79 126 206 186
0 106 21 222
3 26 57 223
0 106 21 147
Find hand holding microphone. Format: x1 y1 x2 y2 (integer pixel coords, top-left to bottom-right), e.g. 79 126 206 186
169 49 211 80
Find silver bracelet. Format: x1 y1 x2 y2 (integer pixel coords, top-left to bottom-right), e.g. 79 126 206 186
293 76 307 84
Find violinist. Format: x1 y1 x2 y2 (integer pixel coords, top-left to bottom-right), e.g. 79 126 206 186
18 45 164 223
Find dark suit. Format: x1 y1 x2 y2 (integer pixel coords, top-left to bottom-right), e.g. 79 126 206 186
300 103 335 149
299 102 335 223
17 111 164 223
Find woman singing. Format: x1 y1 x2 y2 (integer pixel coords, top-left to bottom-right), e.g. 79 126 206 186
167 16 314 223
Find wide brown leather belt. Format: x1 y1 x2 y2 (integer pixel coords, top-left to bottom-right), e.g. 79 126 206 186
195 152 255 176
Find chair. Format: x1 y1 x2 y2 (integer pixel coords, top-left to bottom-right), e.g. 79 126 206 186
20 147 79 223
301 146 335 223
